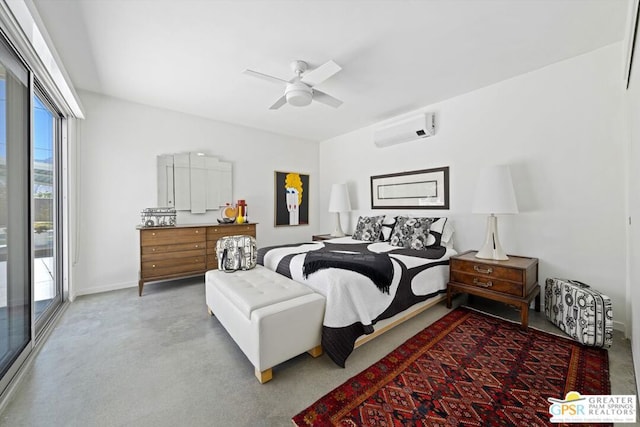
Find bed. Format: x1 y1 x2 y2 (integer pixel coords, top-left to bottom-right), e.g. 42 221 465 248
257 216 456 367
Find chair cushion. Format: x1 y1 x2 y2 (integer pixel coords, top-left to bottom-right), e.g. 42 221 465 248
205 265 314 320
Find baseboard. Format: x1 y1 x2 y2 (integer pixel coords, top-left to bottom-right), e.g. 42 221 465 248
72 280 137 298
613 320 626 332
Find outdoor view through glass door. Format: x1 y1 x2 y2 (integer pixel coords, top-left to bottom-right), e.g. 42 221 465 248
0 36 31 391
33 92 61 327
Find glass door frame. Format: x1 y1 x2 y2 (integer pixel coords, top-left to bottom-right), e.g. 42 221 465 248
32 83 63 337
0 32 34 398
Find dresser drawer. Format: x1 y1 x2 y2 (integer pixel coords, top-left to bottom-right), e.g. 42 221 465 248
207 224 256 241
450 259 523 282
450 271 524 297
141 248 205 262
141 257 206 279
141 242 204 255
206 258 219 270
140 228 206 246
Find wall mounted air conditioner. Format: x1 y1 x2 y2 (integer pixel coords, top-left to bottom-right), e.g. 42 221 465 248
373 113 435 147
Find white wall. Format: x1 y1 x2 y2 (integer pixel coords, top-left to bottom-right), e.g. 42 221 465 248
625 11 640 396
319 43 630 331
70 91 319 297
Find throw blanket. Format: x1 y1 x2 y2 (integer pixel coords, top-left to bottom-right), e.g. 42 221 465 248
303 251 394 294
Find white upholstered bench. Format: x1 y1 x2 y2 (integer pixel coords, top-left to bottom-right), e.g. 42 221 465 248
205 265 325 383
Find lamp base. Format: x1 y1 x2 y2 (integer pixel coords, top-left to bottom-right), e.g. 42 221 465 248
475 214 509 260
330 212 346 237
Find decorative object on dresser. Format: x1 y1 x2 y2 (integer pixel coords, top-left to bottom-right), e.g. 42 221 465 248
274 171 309 226
472 164 519 260
328 183 351 237
545 278 613 348
292 307 611 426
140 207 176 228
235 199 248 224
137 222 256 296
370 166 449 209
446 250 539 328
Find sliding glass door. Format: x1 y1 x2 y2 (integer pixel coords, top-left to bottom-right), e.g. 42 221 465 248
0 30 64 395
33 90 61 331
0 35 31 391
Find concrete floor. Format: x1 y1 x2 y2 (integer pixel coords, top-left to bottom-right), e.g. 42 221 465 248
0 277 636 426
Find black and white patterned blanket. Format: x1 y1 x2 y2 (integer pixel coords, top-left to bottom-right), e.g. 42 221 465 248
257 237 456 367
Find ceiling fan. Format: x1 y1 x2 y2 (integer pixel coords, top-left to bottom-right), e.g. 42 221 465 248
243 60 343 110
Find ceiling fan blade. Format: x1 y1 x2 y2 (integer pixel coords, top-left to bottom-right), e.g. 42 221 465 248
313 89 343 108
269 95 287 110
301 60 341 86
242 69 289 85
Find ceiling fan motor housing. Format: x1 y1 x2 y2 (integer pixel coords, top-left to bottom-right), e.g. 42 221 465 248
285 81 313 106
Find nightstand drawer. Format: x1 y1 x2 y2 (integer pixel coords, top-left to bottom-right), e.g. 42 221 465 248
450 259 523 282
450 271 524 297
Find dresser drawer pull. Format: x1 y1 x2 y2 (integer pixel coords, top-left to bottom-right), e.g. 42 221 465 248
195 244 199 248
152 264 156 268
473 278 493 288
152 248 156 252
473 265 493 274
195 230 199 234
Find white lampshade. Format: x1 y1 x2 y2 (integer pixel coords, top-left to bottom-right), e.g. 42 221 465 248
328 184 352 213
328 183 351 237
472 165 519 214
472 165 518 260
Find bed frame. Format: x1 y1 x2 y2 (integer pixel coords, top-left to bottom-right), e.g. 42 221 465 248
354 293 447 348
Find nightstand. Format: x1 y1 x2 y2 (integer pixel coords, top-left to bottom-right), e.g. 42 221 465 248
446 250 540 328
312 234 350 241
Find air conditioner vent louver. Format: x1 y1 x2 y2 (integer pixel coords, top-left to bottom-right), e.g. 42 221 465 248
373 113 435 147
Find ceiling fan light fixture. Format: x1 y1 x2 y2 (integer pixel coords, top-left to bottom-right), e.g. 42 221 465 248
285 81 313 106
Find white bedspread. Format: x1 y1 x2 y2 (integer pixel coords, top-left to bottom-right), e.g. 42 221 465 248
260 237 456 330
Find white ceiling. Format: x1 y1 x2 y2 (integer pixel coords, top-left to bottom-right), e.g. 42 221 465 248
32 0 630 142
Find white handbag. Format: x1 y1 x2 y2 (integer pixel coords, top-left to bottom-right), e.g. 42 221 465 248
216 235 257 272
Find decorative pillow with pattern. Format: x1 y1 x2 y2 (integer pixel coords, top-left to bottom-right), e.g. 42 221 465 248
381 215 397 241
426 217 453 247
389 217 433 249
352 215 385 242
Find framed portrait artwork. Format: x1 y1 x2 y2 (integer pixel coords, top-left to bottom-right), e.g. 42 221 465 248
370 166 449 209
274 171 310 226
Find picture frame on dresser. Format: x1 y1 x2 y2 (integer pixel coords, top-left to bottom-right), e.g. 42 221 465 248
370 166 449 209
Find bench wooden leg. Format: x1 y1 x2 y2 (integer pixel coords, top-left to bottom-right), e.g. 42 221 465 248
255 368 272 384
307 345 323 358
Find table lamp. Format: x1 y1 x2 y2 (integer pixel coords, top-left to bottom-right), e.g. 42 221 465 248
328 183 351 237
472 165 519 260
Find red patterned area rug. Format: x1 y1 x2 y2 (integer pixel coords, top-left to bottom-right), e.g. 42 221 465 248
292 307 610 427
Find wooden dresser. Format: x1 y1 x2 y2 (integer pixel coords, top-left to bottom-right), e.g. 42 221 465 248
138 223 256 296
446 250 539 328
